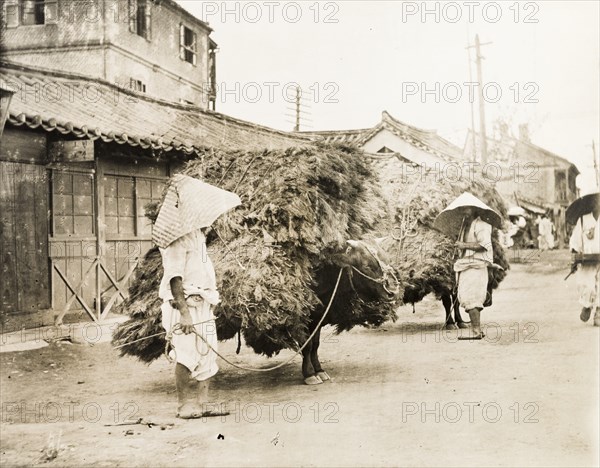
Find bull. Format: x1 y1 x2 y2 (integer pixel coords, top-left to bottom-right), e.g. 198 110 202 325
301 239 400 384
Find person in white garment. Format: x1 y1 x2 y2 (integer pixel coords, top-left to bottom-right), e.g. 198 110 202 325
434 192 503 341
454 207 494 339
159 229 224 418
568 194 600 327
538 214 555 251
152 174 240 418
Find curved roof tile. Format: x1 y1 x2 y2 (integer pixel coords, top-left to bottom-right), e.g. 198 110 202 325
1 61 311 155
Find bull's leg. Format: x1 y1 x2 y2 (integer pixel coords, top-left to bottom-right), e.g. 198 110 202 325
454 294 469 329
442 294 457 330
310 328 330 382
302 336 322 385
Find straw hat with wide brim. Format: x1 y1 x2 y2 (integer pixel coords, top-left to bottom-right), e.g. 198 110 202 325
152 174 241 248
566 192 600 225
507 206 526 217
434 192 502 238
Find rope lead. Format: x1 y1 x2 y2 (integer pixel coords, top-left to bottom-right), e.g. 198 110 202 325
165 268 344 373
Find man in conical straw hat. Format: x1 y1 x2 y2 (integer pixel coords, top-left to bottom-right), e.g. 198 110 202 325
434 192 503 340
153 174 241 418
566 192 600 327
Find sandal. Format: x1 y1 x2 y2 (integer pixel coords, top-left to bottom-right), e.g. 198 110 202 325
177 410 230 419
458 332 486 340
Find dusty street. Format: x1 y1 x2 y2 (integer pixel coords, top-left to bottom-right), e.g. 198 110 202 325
1 250 598 467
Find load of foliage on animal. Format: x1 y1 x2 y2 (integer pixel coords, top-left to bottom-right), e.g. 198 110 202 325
112 144 399 363
370 154 510 308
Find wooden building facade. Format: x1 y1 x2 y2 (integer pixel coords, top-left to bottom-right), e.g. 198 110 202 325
0 61 309 331
1 128 176 328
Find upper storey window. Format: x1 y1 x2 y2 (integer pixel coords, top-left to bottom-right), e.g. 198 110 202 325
4 0 57 27
129 0 151 40
179 25 197 65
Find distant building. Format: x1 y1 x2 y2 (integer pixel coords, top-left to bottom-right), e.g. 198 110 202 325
464 124 580 247
1 0 217 108
302 111 464 166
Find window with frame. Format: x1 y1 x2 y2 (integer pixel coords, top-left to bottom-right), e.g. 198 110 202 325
179 24 197 65
5 0 57 27
128 0 151 40
52 171 95 236
104 175 136 236
129 78 147 93
104 175 165 238
136 178 166 237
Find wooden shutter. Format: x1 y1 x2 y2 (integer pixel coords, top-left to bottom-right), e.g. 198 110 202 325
4 0 19 28
192 31 197 65
128 0 137 34
45 0 58 24
144 0 151 40
179 24 185 60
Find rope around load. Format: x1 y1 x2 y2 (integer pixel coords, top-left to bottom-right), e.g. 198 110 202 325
164 268 344 372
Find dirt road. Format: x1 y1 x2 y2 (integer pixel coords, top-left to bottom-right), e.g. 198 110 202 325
1 250 598 467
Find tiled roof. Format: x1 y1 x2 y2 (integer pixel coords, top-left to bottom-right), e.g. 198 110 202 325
0 61 312 155
300 111 464 162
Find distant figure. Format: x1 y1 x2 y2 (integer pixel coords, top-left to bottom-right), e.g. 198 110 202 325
538 215 555 251
501 222 516 249
509 215 528 249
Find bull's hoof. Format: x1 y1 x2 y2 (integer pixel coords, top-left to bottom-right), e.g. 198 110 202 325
456 322 469 329
304 375 323 385
316 371 331 382
580 307 592 322
444 323 458 330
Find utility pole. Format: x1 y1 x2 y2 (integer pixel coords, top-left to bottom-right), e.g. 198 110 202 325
285 85 313 132
593 140 599 189
294 86 300 132
466 44 477 162
467 34 492 165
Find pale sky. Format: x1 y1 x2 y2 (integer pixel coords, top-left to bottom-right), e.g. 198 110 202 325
176 0 600 192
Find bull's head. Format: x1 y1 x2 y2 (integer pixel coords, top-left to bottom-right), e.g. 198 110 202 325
340 239 401 303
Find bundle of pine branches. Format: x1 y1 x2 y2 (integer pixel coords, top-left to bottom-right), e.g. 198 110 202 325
112 144 396 362
370 155 509 305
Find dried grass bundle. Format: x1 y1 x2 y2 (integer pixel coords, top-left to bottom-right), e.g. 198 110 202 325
112 144 393 361
370 155 509 304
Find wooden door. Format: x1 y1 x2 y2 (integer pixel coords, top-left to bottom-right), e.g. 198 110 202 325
0 162 50 313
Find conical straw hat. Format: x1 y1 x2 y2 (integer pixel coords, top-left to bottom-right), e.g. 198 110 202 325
434 192 502 237
152 174 241 248
566 192 600 225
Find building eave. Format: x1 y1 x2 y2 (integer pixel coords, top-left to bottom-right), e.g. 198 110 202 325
1 61 312 155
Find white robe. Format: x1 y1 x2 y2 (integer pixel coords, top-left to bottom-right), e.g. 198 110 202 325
569 213 600 308
454 217 493 310
159 229 220 381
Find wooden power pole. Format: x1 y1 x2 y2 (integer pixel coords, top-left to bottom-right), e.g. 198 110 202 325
593 140 599 189
294 86 301 132
286 85 313 131
467 34 492 165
